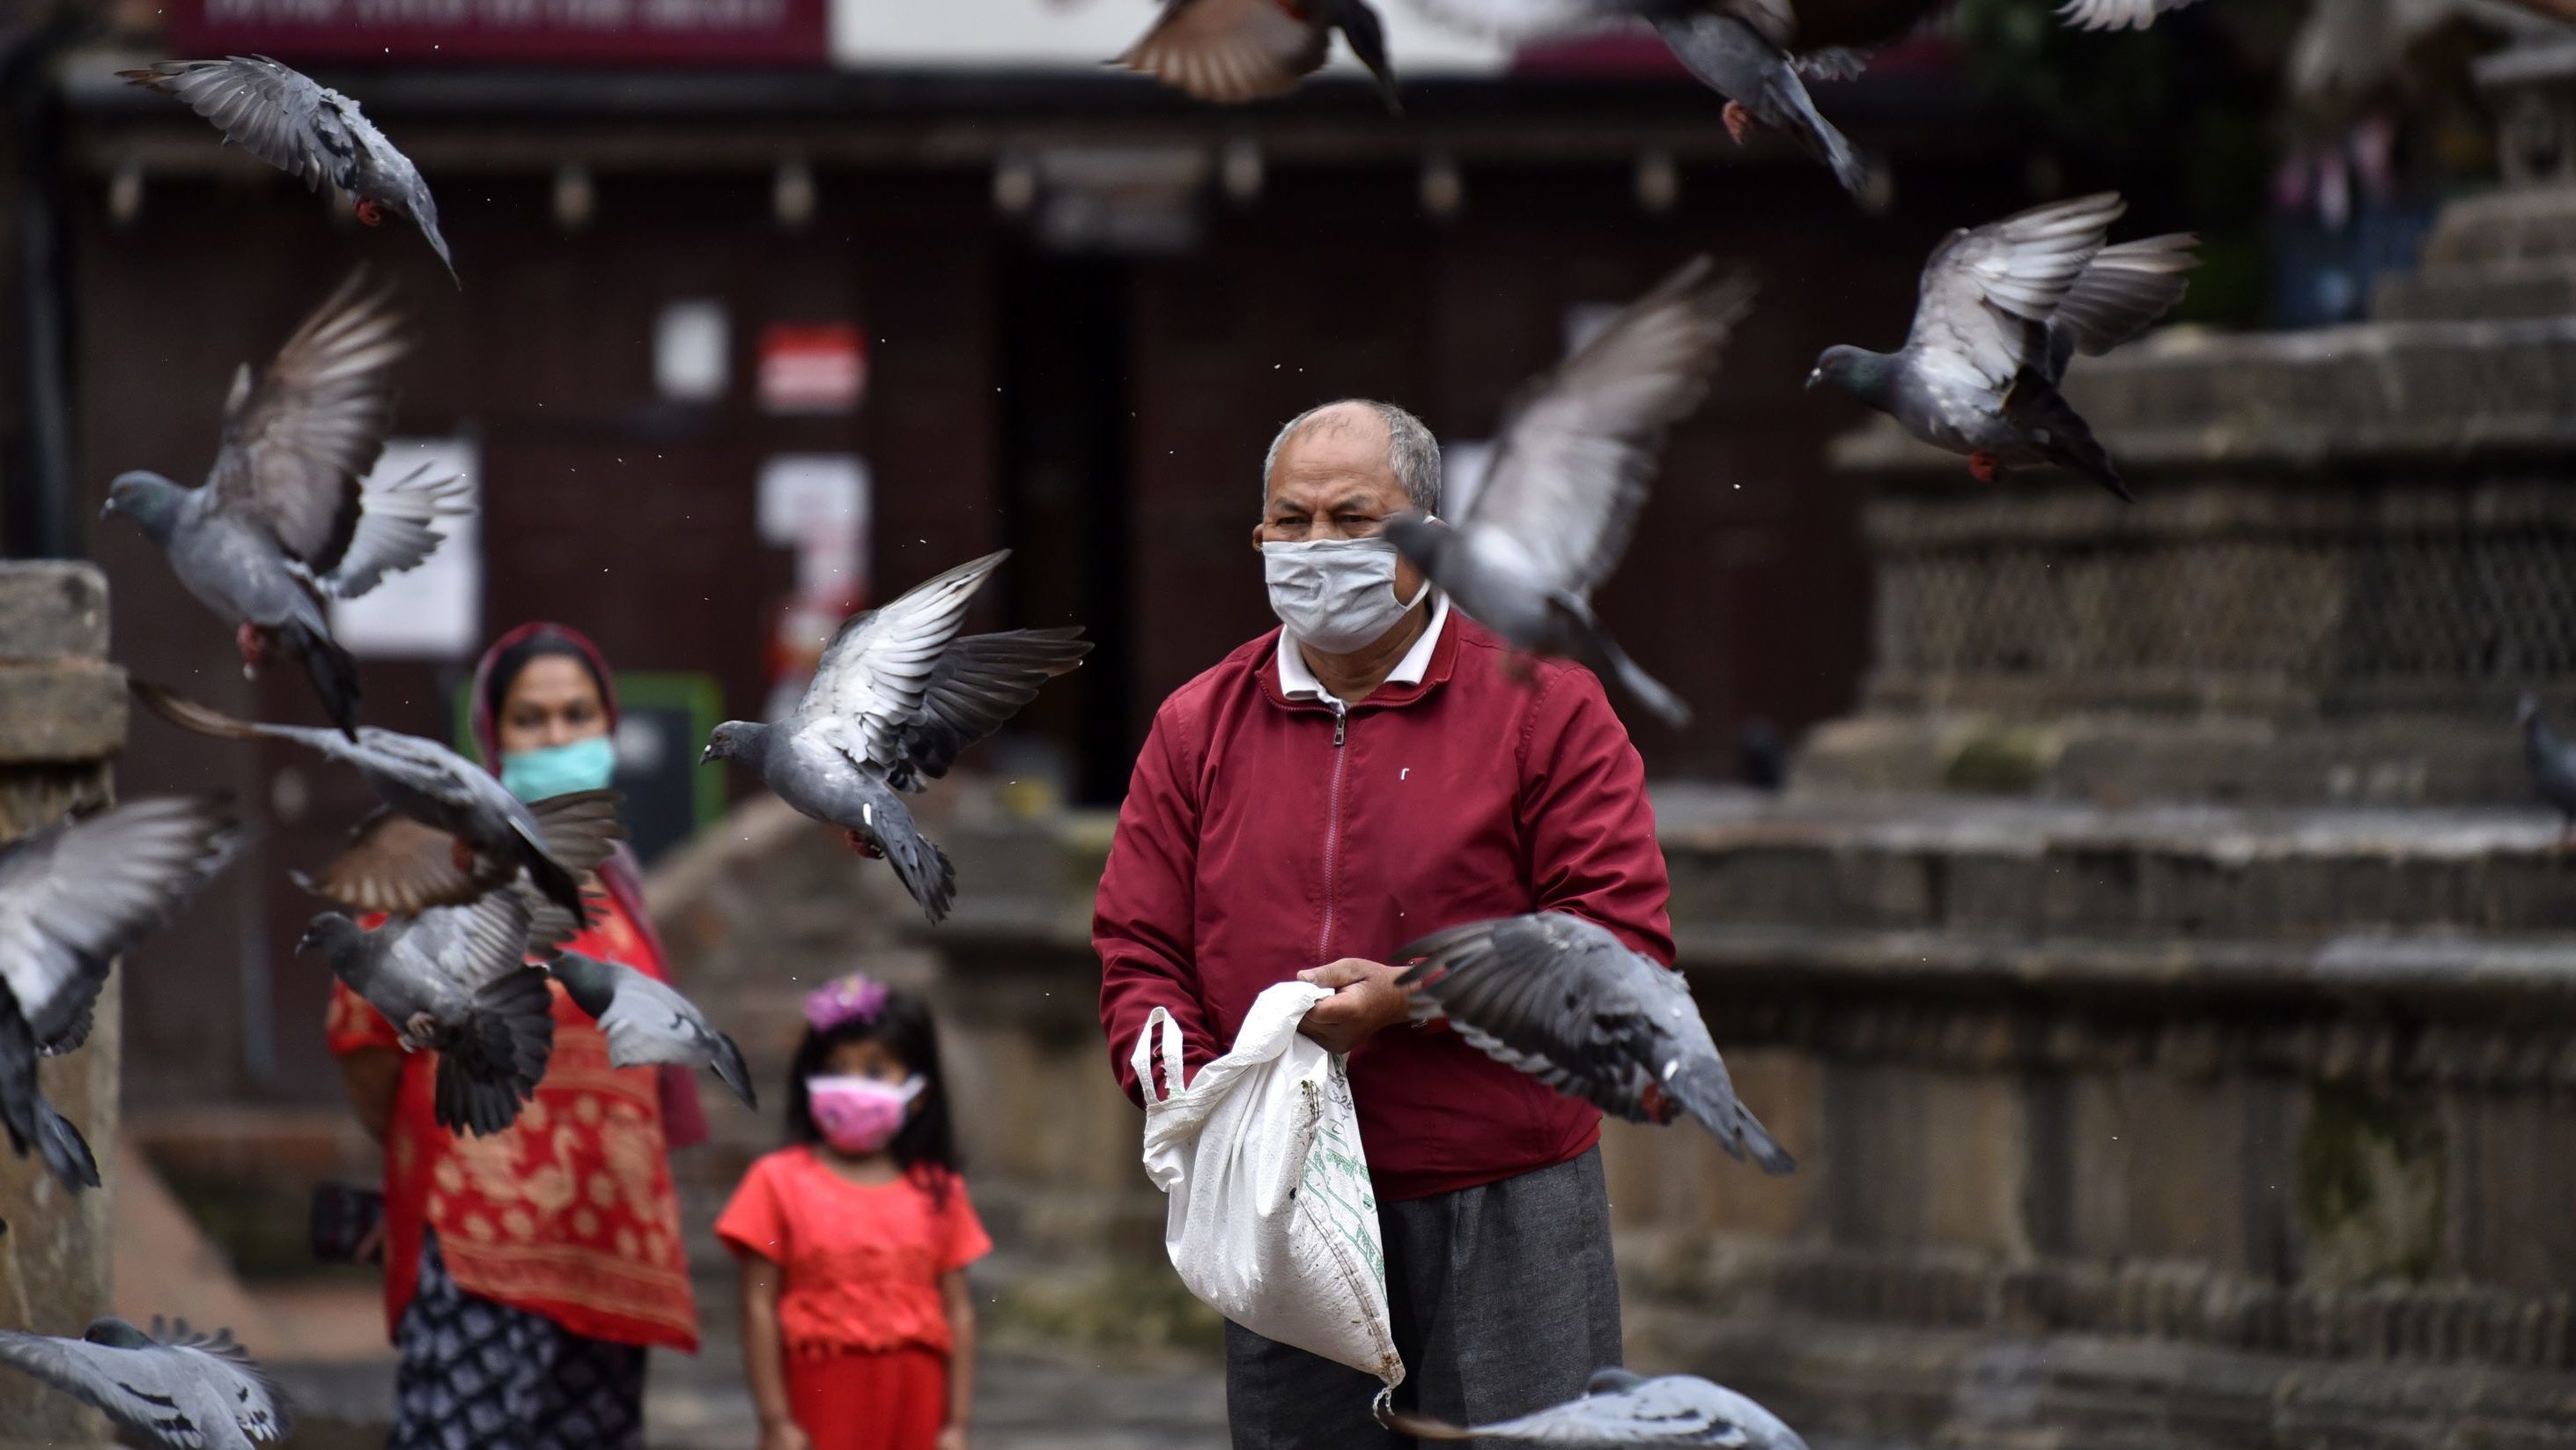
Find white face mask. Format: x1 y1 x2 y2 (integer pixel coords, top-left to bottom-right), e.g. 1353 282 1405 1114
1263 537 1428 655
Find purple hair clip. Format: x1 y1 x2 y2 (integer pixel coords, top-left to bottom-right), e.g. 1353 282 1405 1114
804 974 890 1035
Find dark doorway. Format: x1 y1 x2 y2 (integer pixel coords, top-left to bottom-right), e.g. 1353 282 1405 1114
1000 249 1134 806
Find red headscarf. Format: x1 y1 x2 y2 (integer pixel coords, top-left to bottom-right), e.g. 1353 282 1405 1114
470 622 705 1150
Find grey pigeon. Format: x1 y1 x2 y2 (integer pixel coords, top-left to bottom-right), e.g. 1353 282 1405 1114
1118 0 1402 111
1384 1365 1809 1448
2520 694 2576 842
1807 191 2197 500
1386 258 1753 730
300 891 556 1136
100 275 466 738
1398 912 1794 1174
134 681 617 924
550 951 756 1109
0 795 241 1192
704 550 1087 925
121 56 455 282
0 1316 289 1450
1399 1 1939 194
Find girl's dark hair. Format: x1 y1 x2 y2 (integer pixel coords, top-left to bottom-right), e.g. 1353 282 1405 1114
786 986 961 1196
483 631 610 727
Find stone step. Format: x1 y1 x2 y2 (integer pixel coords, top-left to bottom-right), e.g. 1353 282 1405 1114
1660 788 2576 953
2373 256 2576 321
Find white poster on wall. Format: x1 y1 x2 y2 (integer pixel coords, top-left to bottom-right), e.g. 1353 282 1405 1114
329 437 482 660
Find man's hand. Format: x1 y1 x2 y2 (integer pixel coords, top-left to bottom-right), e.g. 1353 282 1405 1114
1296 958 1413 1054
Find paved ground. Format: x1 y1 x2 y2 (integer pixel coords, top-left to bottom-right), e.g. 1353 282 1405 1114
253 1280 1227 1450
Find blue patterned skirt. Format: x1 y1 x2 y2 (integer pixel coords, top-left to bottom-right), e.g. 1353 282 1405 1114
390 1232 648 1450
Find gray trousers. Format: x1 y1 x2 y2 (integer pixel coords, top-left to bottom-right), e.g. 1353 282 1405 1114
1223 1146 1622 1448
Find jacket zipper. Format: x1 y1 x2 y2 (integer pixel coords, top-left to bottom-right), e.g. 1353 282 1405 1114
1318 699 1348 965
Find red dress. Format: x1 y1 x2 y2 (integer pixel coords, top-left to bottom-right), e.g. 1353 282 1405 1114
716 1148 993 1450
325 890 701 1352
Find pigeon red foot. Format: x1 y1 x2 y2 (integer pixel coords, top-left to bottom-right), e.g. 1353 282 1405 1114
1967 451 2002 484
452 838 477 876
1723 100 1756 145
844 831 883 860
1639 1080 1678 1124
233 622 267 677
353 197 384 226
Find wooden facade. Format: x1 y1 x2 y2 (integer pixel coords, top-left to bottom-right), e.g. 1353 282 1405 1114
49 63 2022 1104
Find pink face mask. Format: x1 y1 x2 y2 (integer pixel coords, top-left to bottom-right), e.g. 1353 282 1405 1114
807 1075 923 1155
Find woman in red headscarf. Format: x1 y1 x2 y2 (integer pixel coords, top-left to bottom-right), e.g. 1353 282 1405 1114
328 623 704 1450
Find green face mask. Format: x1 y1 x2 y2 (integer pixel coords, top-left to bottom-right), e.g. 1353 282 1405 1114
498 735 617 803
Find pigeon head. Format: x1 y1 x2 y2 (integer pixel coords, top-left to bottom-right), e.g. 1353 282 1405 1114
1381 511 1451 573
80 1318 155 1350
295 913 363 958
101 470 188 542
1806 344 1895 407
545 951 617 1017
700 721 771 769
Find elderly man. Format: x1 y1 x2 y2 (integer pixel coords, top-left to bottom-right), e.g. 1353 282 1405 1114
1095 398 1672 1446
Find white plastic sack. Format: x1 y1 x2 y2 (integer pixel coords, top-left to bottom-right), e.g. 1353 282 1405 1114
1134 980 1404 1388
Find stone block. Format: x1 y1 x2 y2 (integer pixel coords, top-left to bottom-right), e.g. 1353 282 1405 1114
0 561 107 661
0 661 125 765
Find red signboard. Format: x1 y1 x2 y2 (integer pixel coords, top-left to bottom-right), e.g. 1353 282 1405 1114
758 323 867 416
166 0 830 67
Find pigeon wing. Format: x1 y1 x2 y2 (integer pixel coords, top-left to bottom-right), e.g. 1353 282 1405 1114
2057 0 2203 30
321 462 470 599
889 627 1093 789
2048 232 2198 362
1118 0 1328 103
0 795 241 1051
1398 913 1664 1121
119 57 351 194
296 810 490 916
153 1321 292 1443
0 1327 287 1446
398 889 535 993
1905 192 2125 392
789 551 1010 773
206 272 409 573
1467 261 1753 601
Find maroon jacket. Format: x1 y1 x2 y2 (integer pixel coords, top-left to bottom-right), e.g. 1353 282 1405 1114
1094 610 1673 1202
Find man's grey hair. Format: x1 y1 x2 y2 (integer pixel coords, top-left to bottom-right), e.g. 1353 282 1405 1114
1260 398 1443 515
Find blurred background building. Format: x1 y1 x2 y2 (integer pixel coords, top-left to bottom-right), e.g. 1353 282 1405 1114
5 0 2576 1445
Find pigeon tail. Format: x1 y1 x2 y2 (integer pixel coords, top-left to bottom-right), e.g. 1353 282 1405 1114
433 970 557 1137
1672 1063 1798 1176
32 1101 100 1192
2003 369 2131 502
279 618 363 740
707 1030 759 1110
1558 603 1693 729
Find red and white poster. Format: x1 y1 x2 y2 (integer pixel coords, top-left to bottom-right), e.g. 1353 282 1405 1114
166 0 830 67
757 323 867 416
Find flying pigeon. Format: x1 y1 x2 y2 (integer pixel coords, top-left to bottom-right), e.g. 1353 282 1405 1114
0 1317 290 1450
1397 1 1939 194
2519 694 2576 844
1384 1366 1810 1449
120 56 455 281
550 951 756 1109
100 275 466 738
1385 258 1753 730
1117 0 1403 110
0 795 242 1192
132 681 619 924
1398 912 1794 1174
703 550 1089 925
1806 191 2197 499
300 891 556 1136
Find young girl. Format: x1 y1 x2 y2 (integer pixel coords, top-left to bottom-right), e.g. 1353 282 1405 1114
719 975 989 1450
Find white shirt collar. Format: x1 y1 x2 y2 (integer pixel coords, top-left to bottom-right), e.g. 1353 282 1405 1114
1275 591 1450 707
